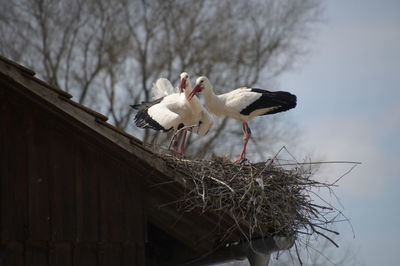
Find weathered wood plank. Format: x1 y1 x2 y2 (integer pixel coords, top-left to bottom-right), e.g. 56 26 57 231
0 93 14 240
121 242 136 266
25 241 49 266
136 242 146 266
122 242 146 266
98 156 123 241
98 242 121 266
73 242 97 266
75 140 100 242
0 92 29 240
122 169 145 243
0 241 24 266
49 126 76 241
48 242 72 266
27 111 51 240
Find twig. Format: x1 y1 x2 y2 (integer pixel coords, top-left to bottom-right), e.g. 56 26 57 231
167 124 198 150
265 145 287 166
310 225 339 248
295 242 303 266
331 163 359 185
207 175 235 194
278 161 362 166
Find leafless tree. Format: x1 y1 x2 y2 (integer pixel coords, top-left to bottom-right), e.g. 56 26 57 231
0 0 322 160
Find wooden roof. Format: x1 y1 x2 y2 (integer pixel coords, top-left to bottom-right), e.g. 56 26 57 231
0 56 250 261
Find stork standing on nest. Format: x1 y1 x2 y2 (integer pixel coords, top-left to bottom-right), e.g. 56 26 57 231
131 73 213 154
178 72 214 153
189 76 296 163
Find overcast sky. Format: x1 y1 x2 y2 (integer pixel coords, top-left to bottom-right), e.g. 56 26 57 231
279 0 400 265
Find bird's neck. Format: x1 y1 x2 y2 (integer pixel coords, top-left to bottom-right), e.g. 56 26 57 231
184 84 192 100
203 86 223 115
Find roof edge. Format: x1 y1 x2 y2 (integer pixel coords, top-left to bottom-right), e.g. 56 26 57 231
0 55 35 76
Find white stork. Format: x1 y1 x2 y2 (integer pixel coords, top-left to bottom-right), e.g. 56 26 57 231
131 73 213 154
188 76 296 163
178 72 214 153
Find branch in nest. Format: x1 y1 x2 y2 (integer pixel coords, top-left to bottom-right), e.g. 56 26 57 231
207 175 235 194
167 124 198 150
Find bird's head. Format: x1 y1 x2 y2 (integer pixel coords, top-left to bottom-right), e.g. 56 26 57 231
179 72 189 93
188 76 208 100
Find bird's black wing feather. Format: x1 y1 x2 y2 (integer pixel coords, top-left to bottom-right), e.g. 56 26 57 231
130 97 171 131
130 97 164 110
240 88 297 116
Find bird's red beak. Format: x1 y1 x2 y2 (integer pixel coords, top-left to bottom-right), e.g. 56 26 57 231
188 84 201 100
179 79 186 93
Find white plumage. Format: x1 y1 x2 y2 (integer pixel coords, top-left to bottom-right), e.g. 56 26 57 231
151 77 177 99
131 73 213 154
189 76 297 163
179 72 213 137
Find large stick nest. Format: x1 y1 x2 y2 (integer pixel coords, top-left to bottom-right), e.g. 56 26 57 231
162 151 347 248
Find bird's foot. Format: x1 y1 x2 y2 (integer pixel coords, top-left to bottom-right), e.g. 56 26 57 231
233 156 246 164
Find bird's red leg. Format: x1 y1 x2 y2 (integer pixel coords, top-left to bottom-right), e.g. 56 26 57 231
233 122 251 163
172 131 179 154
180 129 188 154
244 122 252 154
